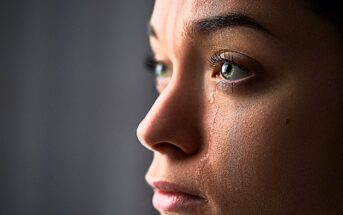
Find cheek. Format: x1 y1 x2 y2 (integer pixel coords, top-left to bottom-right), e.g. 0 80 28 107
200 98 276 212
201 81 343 212
205 104 269 211
200 88 305 211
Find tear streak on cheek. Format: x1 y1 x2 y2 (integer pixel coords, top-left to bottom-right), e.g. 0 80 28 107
195 88 220 205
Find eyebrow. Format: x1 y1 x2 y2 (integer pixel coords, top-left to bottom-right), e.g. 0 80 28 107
148 23 158 39
193 13 272 36
148 13 273 40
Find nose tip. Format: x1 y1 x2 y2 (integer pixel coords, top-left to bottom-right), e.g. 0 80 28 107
136 83 203 156
136 107 190 155
136 117 201 156
136 118 154 151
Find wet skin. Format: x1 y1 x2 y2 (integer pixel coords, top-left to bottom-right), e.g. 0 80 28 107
137 0 343 214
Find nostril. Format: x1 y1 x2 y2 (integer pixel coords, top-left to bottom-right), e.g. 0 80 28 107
137 120 186 155
153 142 183 153
152 142 187 157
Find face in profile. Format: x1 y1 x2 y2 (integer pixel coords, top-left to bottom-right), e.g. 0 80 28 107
137 0 343 214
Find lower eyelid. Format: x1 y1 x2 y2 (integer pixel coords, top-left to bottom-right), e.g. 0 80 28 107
217 72 255 83
216 81 236 93
156 77 171 93
215 73 256 93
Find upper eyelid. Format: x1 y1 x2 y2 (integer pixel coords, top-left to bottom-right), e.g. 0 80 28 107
149 39 171 64
145 55 159 70
148 55 173 74
148 45 172 67
209 50 259 69
209 51 242 68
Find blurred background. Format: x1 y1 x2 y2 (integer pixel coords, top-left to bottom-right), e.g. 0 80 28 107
0 0 158 214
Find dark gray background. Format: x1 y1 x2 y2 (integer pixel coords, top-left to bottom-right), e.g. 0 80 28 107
0 0 159 214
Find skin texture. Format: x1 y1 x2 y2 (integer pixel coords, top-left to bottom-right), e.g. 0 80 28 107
137 0 343 214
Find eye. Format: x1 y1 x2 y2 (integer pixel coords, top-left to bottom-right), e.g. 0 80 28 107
220 61 253 81
210 51 255 83
145 56 170 79
145 55 172 93
154 62 168 78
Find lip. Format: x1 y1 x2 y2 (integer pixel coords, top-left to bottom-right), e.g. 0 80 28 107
146 179 207 212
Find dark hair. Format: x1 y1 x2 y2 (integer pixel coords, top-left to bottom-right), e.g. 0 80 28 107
310 0 342 33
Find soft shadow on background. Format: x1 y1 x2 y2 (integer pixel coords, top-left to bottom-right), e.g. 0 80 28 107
0 0 159 214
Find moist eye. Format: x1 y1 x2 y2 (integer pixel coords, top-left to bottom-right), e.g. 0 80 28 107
144 55 169 78
220 60 253 81
221 61 233 79
154 62 168 78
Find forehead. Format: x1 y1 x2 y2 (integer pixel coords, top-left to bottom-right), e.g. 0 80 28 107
151 0 234 39
150 0 307 44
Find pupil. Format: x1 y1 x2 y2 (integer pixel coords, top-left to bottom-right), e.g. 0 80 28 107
221 61 232 79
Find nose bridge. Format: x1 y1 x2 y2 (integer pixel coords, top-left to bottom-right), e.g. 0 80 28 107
136 65 204 155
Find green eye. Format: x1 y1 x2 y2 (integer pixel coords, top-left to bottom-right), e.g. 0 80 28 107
154 63 168 78
220 61 252 81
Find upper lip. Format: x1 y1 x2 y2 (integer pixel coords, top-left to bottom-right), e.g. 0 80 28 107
146 178 206 200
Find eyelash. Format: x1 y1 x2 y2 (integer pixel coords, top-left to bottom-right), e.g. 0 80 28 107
209 50 249 78
208 50 256 94
145 53 248 74
209 51 233 66
145 55 159 72
145 51 256 94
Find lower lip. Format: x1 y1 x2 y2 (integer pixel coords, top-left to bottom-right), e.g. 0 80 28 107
152 190 203 212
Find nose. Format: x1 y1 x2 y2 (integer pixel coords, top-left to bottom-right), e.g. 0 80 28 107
136 73 203 157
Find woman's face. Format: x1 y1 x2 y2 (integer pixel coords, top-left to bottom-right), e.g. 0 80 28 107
137 0 343 214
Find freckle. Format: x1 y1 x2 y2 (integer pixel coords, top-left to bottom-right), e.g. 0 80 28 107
286 118 291 125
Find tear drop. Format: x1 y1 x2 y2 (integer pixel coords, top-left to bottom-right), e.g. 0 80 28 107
208 82 219 104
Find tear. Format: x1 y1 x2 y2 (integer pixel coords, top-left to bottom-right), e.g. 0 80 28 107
210 105 219 138
195 82 221 201
208 81 220 139
208 82 218 104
